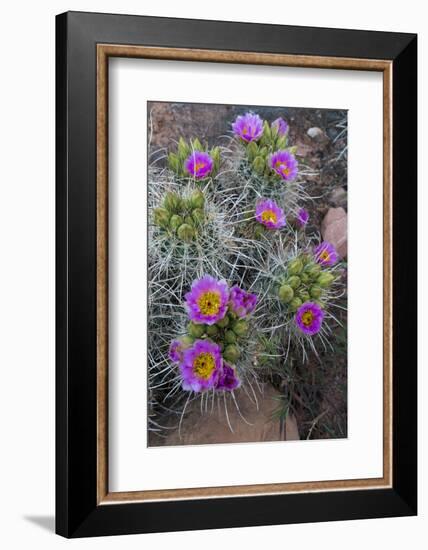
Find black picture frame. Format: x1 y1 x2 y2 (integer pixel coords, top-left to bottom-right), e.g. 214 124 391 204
56 10 417 538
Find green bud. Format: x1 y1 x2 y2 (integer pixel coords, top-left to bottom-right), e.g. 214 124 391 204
187 322 205 338
263 120 271 141
259 146 268 158
216 316 230 329
232 320 249 337
298 290 310 302
191 138 203 151
177 137 190 160
179 335 194 347
153 207 170 228
192 208 205 226
206 325 219 337
288 145 298 155
225 330 237 344
177 223 195 242
318 272 335 288
223 344 240 364
167 152 181 174
289 297 303 312
184 215 194 227
306 263 322 279
288 258 303 275
278 284 294 303
287 276 301 290
169 214 183 232
300 272 310 284
254 223 266 239
163 191 182 213
246 141 258 162
310 285 323 299
252 156 265 174
189 189 205 209
276 136 287 149
211 146 221 171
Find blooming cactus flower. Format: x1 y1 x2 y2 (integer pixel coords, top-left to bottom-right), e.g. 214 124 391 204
314 241 339 267
184 151 214 179
295 302 324 336
269 150 298 181
271 117 289 136
296 208 309 227
255 199 286 230
232 112 263 142
216 363 241 391
179 339 223 392
229 286 258 318
185 275 229 325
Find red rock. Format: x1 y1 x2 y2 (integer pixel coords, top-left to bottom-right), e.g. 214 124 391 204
321 207 347 258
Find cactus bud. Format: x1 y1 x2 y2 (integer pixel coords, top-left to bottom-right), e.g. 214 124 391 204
225 330 237 344
211 146 221 171
276 136 287 149
306 263 322 279
216 316 229 329
232 320 249 337
300 272 310 284
288 257 303 275
169 214 183 232
298 290 310 302
278 284 294 303
263 120 271 141
189 189 205 209
246 141 258 162
287 276 301 290
288 145 298 155
259 146 268 158
252 156 265 175
289 297 303 312
187 322 205 338
177 137 190 160
177 223 195 242
223 344 240 364
310 285 323 299
318 272 335 288
179 335 194 347
192 208 205 226
206 325 219 337
153 207 170 228
167 152 180 173
163 191 182 213
191 138 203 151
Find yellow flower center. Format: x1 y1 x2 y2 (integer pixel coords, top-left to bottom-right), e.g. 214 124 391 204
193 352 216 380
275 161 290 176
320 250 330 262
261 209 278 224
197 291 221 316
301 311 314 326
194 162 206 172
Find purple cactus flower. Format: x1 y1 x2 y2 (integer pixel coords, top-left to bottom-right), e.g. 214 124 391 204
255 199 286 230
295 302 324 336
229 286 258 318
296 208 309 227
185 275 229 325
271 117 289 136
184 151 214 179
269 150 298 181
314 241 339 267
232 112 264 142
179 339 223 392
216 363 241 391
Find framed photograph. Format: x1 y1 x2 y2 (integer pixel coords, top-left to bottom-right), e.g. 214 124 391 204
56 11 417 538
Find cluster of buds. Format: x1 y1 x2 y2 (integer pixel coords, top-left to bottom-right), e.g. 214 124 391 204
169 275 258 392
278 252 336 313
232 112 298 181
153 188 206 243
167 137 221 180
